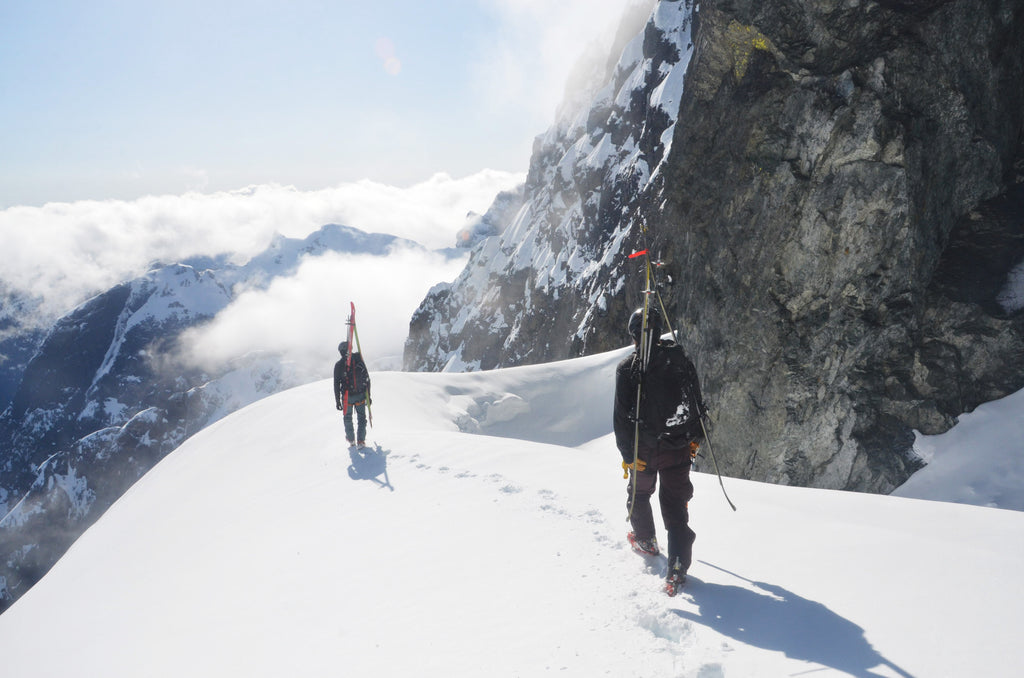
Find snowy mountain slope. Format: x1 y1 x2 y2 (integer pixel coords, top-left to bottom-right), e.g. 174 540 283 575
0 223 439 613
0 284 47 413
894 386 1024 511
0 349 1021 677
405 0 692 371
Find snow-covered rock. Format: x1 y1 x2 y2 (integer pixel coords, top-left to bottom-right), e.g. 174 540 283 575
405 0 692 371
454 184 525 249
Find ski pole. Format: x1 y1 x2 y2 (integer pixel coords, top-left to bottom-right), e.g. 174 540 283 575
351 316 373 427
635 234 731 511
640 246 733 510
700 415 737 511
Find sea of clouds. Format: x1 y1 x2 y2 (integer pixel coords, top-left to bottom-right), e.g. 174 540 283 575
1 170 523 374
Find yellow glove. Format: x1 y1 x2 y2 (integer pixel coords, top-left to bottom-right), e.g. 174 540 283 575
621 459 647 478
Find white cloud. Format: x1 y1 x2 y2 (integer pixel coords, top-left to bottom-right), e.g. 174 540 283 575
176 247 469 379
475 0 653 123
0 170 522 320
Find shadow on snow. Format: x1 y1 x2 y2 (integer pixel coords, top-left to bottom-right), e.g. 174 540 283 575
347 444 394 491
674 561 914 678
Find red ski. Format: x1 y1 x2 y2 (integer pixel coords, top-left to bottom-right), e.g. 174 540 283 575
342 302 355 413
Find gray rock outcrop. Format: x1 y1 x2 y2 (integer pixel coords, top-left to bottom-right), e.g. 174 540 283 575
660 0 1024 491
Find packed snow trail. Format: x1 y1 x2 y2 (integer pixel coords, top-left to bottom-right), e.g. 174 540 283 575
1 349 1023 677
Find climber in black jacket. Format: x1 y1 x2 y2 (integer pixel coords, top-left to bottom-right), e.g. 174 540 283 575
614 306 705 595
334 341 371 447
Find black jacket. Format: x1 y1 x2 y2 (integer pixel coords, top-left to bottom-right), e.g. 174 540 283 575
614 340 704 462
334 353 370 407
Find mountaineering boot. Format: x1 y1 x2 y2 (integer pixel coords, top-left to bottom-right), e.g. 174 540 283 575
665 556 686 596
627 532 660 557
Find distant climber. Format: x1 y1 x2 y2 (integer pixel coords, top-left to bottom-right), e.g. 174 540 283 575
614 305 706 596
334 341 371 448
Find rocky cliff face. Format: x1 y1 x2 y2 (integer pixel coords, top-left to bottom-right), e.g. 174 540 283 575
0 224 412 613
660 0 1024 492
405 0 1024 494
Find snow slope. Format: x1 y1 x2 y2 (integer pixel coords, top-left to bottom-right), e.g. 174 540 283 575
0 348 1022 677
894 387 1024 511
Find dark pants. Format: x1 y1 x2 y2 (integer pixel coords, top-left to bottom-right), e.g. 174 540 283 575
627 446 696 572
344 394 367 443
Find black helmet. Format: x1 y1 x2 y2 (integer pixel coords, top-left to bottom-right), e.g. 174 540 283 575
338 341 349 355
628 306 663 344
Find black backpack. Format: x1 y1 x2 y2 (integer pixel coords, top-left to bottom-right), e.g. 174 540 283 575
347 354 370 394
635 342 704 444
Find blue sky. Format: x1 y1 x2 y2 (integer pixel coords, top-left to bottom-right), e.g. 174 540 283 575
1 0 638 208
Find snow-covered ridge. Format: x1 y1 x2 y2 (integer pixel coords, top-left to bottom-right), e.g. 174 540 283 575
0 346 1021 676
0 222 425 613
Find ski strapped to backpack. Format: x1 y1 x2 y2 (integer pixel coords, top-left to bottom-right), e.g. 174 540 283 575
342 301 374 426
343 302 355 413
626 248 656 521
350 303 372 427
626 218 736 513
